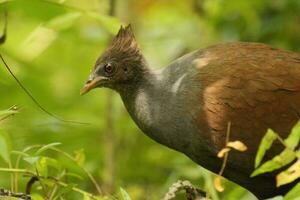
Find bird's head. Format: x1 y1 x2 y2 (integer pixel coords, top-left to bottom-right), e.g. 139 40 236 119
80 25 147 95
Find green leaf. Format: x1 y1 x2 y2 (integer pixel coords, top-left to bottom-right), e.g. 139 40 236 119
23 156 39 165
30 193 44 200
35 142 61 155
88 12 122 34
120 187 132 200
74 148 85 167
284 182 300 200
251 148 296 177
0 129 11 164
284 120 300 149
0 110 18 117
47 12 82 31
64 172 83 180
36 156 61 177
55 183 77 198
255 129 278 168
276 159 300 187
11 150 29 157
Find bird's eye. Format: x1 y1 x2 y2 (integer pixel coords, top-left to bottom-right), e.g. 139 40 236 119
104 63 114 75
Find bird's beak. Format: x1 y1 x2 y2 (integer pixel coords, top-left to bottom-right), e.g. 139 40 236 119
80 76 107 95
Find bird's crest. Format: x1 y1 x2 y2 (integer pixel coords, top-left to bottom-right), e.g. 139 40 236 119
100 24 143 66
109 24 138 53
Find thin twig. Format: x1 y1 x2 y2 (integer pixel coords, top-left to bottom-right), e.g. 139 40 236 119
219 122 231 177
0 54 89 125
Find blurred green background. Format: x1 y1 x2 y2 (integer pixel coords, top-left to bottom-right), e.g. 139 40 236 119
0 0 299 199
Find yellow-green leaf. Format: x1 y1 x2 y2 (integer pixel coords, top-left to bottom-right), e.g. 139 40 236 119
284 182 300 200
277 159 300 187
35 142 61 155
251 148 296 177
120 187 132 200
255 129 278 168
74 149 85 167
227 140 247 152
284 120 300 149
217 147 231 158
0 129 11 164
214 176 225 192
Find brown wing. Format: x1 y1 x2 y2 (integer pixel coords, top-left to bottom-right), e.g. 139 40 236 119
189 43 300 197
192 42 300 171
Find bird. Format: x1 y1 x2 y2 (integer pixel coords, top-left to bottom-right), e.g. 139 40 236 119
81 25 300 199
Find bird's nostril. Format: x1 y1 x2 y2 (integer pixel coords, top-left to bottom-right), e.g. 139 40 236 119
86 79 92 84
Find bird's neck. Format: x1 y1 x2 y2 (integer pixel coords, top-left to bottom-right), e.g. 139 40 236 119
118 69 170 143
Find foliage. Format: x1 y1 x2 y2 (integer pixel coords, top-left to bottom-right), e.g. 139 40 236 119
252 121 300 199
0 0 299 199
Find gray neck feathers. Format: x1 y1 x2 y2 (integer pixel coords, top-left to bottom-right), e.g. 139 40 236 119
118 58 201 152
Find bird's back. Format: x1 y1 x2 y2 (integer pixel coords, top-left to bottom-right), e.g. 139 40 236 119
166 42 300 198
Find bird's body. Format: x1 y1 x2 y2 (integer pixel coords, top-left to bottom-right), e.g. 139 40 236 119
81 26 300 199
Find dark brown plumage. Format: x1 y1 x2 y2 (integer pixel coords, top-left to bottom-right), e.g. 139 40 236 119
81 25 300 199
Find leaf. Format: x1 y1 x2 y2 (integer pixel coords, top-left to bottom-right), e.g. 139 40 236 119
30 193 44 200
55 183 77 198
35 142 61 155
251 148 296 177
0 129 11 164
0 110 18 117
47 12 82 31
217 147 231 158
284 120 300 149
11 150 29 157
255 129 278 168
23 156 39 165
36 156 61 177
284 182 300 200
120 187 132 200
213 176 224 192
227 140 247 152
88 12 122 34
74 148 85 167
276 159 300 187
64 172 83 180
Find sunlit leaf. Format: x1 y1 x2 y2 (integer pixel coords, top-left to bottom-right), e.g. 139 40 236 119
0 129 11 164
36 156 61 177
227 140 247 152
284 120 300 149
30 193 44 200
64 172 83 180
11 150 29 157
213 176 224 192
0 110 18 117
255 129 278 168
20 26 57 60
217 147 230 158
23 156 39 165
55 183 77 198
74 148 85 167
88 12 123 34
284 182 300 200
251 148 296 177
276 159 300 187
47 12 82 31
35 142 61 155
120 187 132 200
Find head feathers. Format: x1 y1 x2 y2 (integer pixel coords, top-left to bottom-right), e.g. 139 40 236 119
98 24 145 69
109 24 138 53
